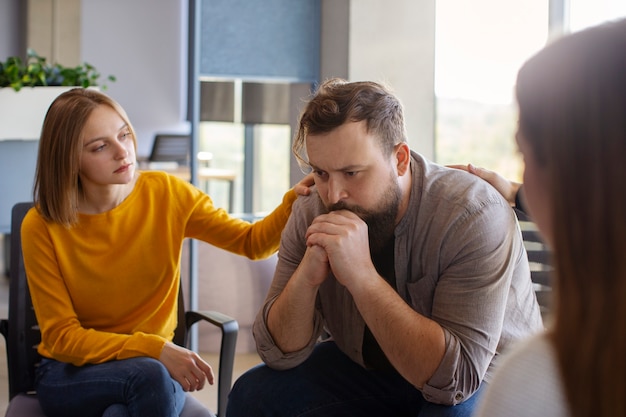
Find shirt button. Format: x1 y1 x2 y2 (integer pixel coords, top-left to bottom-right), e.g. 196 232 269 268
455 392 464 401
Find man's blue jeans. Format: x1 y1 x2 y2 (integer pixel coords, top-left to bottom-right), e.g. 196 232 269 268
227 341 485 417
35 357 186 417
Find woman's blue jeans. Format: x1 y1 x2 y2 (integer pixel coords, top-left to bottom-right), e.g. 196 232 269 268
227 341 485 417
35 357 186 417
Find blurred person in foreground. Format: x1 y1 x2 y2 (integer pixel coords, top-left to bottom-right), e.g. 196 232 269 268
473 18 626 417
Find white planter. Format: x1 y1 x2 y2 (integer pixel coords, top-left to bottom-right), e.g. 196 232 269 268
0 86 75 140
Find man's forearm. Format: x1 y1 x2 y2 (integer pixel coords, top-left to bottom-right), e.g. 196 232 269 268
349 276 446 388
267 268 320 353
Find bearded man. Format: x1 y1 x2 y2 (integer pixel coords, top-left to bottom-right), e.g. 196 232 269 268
226 79 543 417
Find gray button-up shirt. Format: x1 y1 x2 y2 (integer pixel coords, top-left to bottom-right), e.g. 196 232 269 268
254 152 543 405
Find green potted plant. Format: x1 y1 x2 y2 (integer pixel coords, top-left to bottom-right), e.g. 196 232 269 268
0 49 115 139
0 48 115 91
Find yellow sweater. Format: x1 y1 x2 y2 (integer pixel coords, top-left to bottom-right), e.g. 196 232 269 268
21 171 296 366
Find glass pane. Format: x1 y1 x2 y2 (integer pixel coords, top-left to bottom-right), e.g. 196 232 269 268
199 122 244 212
199 122 290 215
569 0 626 32
253 124 291 214
434 0 549 182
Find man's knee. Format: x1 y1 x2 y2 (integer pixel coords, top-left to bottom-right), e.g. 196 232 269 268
102 404 130 417
227 364 270 417
230 364 276 395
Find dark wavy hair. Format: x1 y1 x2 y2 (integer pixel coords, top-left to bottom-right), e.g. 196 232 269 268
292 78 407 171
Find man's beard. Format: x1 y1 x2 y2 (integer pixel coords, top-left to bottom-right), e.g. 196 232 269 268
326 176 401 254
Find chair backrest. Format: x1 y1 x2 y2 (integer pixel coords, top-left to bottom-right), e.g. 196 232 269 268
5 202 191 399
515 208 553 320
148 134 190 166
7 202 39 399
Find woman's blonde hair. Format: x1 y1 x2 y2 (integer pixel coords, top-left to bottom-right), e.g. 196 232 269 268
34 88 137 227
516 19 626 417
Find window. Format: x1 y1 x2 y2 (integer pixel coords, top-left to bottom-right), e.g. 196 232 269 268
569 0 626 32
193 1 320 215
197 80 303 215
434 0 549 181
435 0 625 182
252 124 291 213
199 122 244 212
198 122 291 214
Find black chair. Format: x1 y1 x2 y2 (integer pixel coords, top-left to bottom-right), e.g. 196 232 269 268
148 134 191 166
0 202 238 417
515 208 553 321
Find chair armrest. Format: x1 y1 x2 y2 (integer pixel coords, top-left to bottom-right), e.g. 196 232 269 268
185 310 238 417
0 318 8 341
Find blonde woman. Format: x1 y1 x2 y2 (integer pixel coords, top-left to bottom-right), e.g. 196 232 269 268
22 88 312 417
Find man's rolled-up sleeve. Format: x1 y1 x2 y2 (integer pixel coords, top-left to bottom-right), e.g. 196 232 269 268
253 295 324 370
252 195 326 369
416 201 523 404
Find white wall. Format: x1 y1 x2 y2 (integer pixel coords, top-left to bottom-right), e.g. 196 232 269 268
81 0 190 157
349 0 436 158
